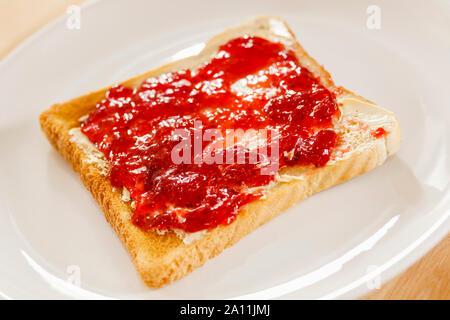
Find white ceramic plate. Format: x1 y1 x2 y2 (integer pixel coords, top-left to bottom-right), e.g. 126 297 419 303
0 0 449 299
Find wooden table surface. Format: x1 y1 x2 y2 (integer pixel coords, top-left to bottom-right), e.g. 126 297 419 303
1 0 448 300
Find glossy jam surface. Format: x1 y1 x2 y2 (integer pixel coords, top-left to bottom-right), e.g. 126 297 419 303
81 36 339 232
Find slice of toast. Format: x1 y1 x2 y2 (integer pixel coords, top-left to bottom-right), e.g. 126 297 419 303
39 16 401 288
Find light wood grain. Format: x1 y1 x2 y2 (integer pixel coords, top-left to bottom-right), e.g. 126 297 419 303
1 0 448 299
364 234 450 300
0 0 83 59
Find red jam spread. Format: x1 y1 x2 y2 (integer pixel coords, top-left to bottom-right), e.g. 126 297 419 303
81 36 339 232
372 127 388 139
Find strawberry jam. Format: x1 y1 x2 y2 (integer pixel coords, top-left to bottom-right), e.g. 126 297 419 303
372 127 388 139
81 36 339 232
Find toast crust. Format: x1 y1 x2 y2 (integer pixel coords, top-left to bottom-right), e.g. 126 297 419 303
39 16 401 288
